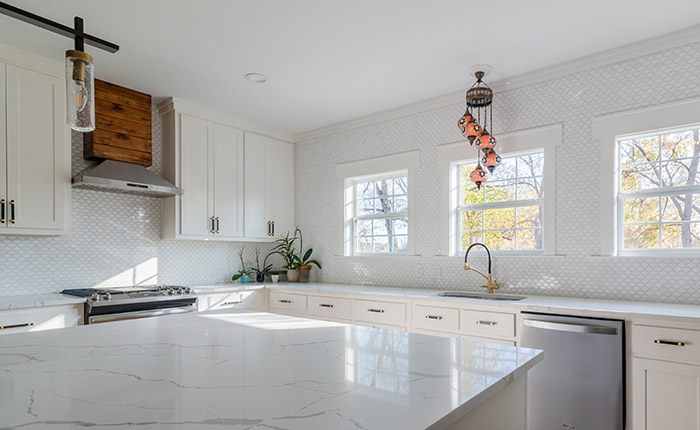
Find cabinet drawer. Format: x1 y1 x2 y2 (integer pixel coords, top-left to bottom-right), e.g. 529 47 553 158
413 304 459 333
269 292 307 313
633 325 700 365
0 305 81 336
197 291 255 312
460 309 515 339
352 299 407 326
307 296 352 320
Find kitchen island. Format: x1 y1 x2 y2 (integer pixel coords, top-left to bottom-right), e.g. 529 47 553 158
0 310 542 429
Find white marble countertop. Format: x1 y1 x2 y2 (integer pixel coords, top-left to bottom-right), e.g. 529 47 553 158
0 310 542 429
0 292 87 311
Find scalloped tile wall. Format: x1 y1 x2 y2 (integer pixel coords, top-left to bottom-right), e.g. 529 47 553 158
295 42 700 305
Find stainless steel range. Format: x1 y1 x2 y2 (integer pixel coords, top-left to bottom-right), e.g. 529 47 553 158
62 285 197 324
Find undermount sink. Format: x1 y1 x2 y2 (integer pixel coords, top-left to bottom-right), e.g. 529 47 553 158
438 292 526 301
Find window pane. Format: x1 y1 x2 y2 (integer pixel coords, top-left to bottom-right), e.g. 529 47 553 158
392 178 408 196
517 153 544 177
485 229 515 251
517 229 541 250
462 231 483 250
489 157 516 181
623 197 659 224
661 131 696 160
484 181 516 203
485 208 515 230
461 211 483 231
517 206 542 228
661 159 700 187
619 136 659 165
357 236 372 253
393 219 408 235
357 220 372 236
357 182 374 200
661 195 700 222
462 184 483 205
373 236 389 253
393 236 408 253
624 224 659 249
358 199 375 216
393 196 408 213
661 222 700 249
372 219 388 236
374 180 391 198
516 176 543 200
620 163 660 191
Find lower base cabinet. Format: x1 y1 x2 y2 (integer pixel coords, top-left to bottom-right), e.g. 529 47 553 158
197 290 266 312
0 304 82 336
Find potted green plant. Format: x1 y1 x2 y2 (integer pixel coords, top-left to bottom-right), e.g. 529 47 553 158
292 227 321 283
273 232 299 282
232 247 250 284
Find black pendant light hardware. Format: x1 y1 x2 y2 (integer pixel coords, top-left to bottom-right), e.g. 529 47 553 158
0 2 119 53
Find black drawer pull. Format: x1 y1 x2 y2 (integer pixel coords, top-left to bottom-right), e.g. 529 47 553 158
476 320 497 326
654 339 686 347
210 216 215 233
215 217 220 233
223 301 242 305
278 299 292 304
367 308 385 313
0 199 4 223
426 315 443 320
319 304 334 308
0 322 33 330
9 200 15 224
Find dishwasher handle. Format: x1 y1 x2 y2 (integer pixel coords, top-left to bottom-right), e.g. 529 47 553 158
523 318 618 335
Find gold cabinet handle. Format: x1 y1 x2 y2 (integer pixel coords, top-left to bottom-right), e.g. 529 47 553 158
367 308 385 313
426 315 443 320
654 339 686 347
9 200 15 224
209 216 215 233
476 320 497 326
319 304 334 308
267 221 272 236
278 299 292 304
222 301 242 306
271 221 274 236
215 217 220 233
0 322 33 330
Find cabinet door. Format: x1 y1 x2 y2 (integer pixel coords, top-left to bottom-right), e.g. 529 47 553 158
5 64 66 231
179 114 213 237
633 358 700 430
243 132 269 238
212 124 243 238
0 63 6 229
265 138 294 238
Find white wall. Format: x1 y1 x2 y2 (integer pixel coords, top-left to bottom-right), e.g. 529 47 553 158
295 41 700 304
0 104 276 297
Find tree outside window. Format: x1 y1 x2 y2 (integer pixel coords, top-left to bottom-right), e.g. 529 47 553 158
353 173 408 254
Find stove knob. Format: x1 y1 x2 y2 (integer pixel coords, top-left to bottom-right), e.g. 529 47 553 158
90 293 100 302
167 288 175 295
177 288 184 295
103 292 112 301
184 287 192 295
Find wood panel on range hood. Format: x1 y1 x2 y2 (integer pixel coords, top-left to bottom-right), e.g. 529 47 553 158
83 79 152 167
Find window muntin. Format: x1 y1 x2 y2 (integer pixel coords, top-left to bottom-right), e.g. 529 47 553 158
352 172 408 254
617 126 700 252
456 151 544 253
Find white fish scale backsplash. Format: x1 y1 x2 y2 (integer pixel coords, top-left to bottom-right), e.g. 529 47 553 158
295 42 700 304
0 104 277 296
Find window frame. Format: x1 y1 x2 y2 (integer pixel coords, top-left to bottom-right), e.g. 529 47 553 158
594 97 700 256
615 125 700 255
336 151 419 257
438 125 560 256
453 149 545 255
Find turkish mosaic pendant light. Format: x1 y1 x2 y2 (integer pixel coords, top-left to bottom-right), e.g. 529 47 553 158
470 159 490 190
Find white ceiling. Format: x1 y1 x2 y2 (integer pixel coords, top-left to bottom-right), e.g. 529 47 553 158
1 1 700 136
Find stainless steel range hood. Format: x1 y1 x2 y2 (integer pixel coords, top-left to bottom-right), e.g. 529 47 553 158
72 160 183 197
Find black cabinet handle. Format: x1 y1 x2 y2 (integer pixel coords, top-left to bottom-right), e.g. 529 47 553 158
210 217 215 233
654 339 686 347
0 322 33 330
267 221 271 236
9 200 15 224
272 221 274 236
215 217 220 233
0 199 4 224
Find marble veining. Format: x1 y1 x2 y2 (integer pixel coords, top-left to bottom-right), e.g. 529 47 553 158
0 310 541 429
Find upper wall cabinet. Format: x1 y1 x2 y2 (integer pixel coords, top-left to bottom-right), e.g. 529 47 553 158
244 132 294 240
0 53 70 236
160 101 244 241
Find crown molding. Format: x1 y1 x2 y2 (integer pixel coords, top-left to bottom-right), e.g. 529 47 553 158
294 24 700 143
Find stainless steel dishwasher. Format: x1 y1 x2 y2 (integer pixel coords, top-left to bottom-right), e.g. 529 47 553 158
520 312 625 430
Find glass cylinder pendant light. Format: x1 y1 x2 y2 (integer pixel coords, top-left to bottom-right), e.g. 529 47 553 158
65 49 95 132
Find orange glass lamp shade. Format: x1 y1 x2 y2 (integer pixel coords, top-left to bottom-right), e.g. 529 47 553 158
475 130 496 151
482 152 502 173
457 110 473 136
465 119 483 143
470 165 489 189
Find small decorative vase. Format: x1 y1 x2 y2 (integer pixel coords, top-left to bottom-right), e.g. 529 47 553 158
287 269 299 282
240 275 249 284
298 266 311 283
256 273 264 283
271 274 279 283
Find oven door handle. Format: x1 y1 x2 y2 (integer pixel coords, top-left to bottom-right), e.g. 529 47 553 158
88 305 196 324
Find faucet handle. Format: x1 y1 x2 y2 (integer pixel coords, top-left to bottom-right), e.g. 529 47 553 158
464 263 471 271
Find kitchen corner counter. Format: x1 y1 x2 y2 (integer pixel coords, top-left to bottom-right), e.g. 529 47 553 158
0 292 87 310
0 309 542 429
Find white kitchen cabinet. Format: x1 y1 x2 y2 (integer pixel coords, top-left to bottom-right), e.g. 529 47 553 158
0 60 69 235
160 102 243 241
0 304 82 336
244 132 294 240
197 290 265 312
